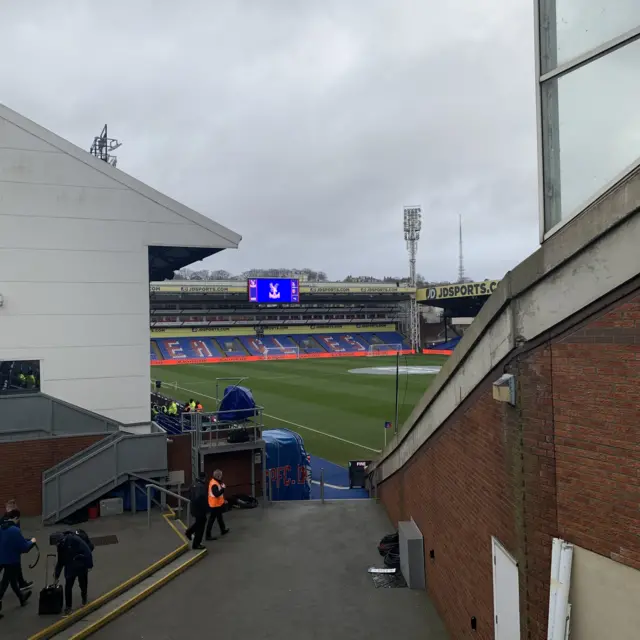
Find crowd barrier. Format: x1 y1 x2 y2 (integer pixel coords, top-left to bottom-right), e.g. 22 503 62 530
150 348 415 366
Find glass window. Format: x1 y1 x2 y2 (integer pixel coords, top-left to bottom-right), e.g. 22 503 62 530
539 0 640 73
541 38 640 230
0 360 40 395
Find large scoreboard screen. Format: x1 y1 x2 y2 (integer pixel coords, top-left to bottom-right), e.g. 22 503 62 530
248 278 300 304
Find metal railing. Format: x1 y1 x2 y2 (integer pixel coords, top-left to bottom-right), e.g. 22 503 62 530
146 483 191 530
43 432 123 479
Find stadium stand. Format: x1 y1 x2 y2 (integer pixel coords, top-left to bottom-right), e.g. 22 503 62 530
150 331 409 362
213 337 249 357
292 334 331 354
239 335 299 355
430 336 461 351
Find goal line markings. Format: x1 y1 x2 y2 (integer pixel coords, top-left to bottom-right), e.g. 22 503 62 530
171 383 382 454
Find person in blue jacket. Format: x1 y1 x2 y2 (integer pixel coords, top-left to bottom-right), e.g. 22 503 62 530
0 510 36 618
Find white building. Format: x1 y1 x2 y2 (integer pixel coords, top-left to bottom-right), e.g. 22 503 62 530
0 104 241 425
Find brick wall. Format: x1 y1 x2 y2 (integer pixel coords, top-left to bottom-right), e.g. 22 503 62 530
167 434 193 487
0 434 105 516
203 451 263 497
552 299 640 571
378 292 639 640
167 435 263 498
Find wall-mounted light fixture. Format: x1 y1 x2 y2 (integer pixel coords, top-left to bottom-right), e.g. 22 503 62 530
492 373 516 406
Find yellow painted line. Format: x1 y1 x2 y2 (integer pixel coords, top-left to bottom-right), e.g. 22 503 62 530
28 509 190 640
67 549 207 639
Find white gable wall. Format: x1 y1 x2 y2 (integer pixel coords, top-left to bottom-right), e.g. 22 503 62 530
0 109 240 424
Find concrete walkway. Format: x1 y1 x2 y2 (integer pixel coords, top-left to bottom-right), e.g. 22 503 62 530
94 501 448 639
1 512 181 639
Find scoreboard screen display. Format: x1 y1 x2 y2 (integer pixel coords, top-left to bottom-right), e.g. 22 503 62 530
248 278 300 304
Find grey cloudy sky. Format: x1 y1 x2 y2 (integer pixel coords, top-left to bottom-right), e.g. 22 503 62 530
1 0 539 282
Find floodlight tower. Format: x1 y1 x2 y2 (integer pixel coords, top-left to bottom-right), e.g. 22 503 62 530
403 206 422 353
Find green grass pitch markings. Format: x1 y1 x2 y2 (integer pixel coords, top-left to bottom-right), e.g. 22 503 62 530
151 354 448 467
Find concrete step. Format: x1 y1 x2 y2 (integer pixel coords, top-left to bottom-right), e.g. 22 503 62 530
49 547 206 639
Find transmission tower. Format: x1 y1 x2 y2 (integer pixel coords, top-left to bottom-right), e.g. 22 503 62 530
89 125 122 168
457 214 466 283
403 206 422 353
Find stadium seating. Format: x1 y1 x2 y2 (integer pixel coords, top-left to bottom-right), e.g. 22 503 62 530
151 331 412 361
315 334 368 353
156 337 223 360
150 345 158 361
427 336 461 351
367 331 411 348
239 335 298 356
291 335 328 354
213 337 249 357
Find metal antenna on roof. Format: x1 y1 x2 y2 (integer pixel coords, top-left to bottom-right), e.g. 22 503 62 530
89 124 122 168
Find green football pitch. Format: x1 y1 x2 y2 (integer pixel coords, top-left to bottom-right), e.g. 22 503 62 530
151 354 448 466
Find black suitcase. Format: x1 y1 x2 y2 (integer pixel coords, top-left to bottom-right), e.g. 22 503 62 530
38 554 63 615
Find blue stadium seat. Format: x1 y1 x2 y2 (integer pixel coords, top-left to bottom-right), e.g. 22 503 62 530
371 331 411 349
156 337 222 360
316 334 368 353
214 337 248 357
291 335 328 353
429 337 461 350
239 335 298 356
151 332 410 360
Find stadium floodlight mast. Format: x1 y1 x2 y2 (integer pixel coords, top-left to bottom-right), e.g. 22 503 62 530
403 206 422 354
403 206 422 287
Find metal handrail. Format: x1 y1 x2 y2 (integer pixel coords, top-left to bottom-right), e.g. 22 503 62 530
43 432 123 478
146 483 191 529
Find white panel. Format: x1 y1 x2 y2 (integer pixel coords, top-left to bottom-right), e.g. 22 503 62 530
0 213 235 252
37 345 148 382
0 282 148 316
492 538 521 640
0 180 185 224
101 406 150 424
0 119 59 152
0 214 145 252
0 313 148 349
0 147 124 189
43 375 148 413
0 248 146 283
146 221 237 248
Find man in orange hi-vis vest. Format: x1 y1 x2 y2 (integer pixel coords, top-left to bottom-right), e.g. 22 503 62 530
205 469 230 541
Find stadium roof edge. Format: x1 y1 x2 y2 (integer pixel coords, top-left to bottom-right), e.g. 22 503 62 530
0 103 242 251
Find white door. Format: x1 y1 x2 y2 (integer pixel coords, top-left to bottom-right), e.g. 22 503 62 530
492 537 521 640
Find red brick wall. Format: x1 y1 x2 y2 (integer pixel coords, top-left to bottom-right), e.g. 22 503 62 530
167 434 263 498
203 451 263 497
0 434 105 517
167 434 193 487
552 300 640 571
378 292 639 640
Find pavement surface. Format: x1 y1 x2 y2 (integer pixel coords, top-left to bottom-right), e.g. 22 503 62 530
94 501 449 640
1 512 182 639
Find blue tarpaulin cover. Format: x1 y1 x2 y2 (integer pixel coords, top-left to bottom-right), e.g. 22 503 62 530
263 429 312 500
218 385 257 422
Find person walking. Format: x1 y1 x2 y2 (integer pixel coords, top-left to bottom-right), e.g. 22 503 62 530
0 500 33 592
0 510 35 619
54 531 94 615
205 469 230 541
185 473 209 550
